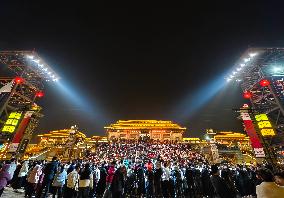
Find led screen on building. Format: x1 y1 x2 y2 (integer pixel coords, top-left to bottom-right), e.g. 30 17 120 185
1 112 23 133
255 114 276 136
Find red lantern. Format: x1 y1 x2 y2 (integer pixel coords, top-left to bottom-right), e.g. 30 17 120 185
259 79 270 87
243 91 252 99
14 76 24 84
35 91 44 98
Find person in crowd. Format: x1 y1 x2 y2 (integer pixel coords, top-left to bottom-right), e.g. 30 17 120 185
124 164 136 197
11 160 22 190
256 168 284 197
94 164 101 192
247 166 258 197
145 162 154 198
103 161 115 198
8 158 17 181
193 167 202 197
13 160 29 192
153 160 162 197
200 166 214 198
185 165 195 198
35 163 46 198
161 161 171 198
51 164 67 198
136 163 146 197
274 171 284 187
96 164 107 197
235 166 251 197
171 163 182 197
0 164 13 197
64 165 80 198
111 164 125 198
221 168 237 197
210 164 235 198
88 164 99 198
78 163 93 198
67 161 76 174
39 156 59 197
25 161 42 198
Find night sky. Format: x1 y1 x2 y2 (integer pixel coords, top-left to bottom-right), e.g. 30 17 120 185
1 1 284 137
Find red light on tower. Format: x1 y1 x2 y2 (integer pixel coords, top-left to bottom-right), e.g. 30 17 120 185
259 79 270 87
35 91 44 98
14 76 24 84
243 91 252 99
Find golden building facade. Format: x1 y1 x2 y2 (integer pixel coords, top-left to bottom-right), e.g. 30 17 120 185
213 132 250 145
213 131 252 152
25 129 107 160
37 129 87 147
105 120 186 141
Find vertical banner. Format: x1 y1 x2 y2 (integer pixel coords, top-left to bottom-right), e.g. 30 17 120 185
18 139 29 154
241 110 265 158
8 111 33 152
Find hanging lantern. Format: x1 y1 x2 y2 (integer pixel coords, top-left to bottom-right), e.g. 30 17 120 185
259 79 270 87
243 91 252 99
14 76 24 84
35 91 44 98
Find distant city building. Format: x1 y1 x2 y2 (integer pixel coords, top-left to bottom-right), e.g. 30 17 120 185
37 129 108 147
24 128 107 160
213 131 249 142
105 120 186 141
37 129 86 147
211 131 253 163
183 137 204 144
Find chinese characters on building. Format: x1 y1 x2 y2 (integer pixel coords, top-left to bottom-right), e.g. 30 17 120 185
255 114 276 136
1 112 22 133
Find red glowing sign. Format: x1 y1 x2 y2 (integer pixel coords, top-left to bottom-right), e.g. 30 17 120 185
243 91 252 99
14 77 24 84
35 91 44 98
259 79 270 87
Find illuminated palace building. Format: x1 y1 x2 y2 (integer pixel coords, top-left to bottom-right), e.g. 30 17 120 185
24 129 107 160
105 120 186 141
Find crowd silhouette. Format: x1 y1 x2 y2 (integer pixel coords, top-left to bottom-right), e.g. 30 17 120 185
0 140 283 198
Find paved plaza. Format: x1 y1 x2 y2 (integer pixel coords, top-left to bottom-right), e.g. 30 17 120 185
2 187 56 198
2 187 53 198
2 187 24 198
2 187 25 198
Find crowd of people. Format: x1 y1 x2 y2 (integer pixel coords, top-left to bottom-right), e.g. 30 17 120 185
0 141 283 198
